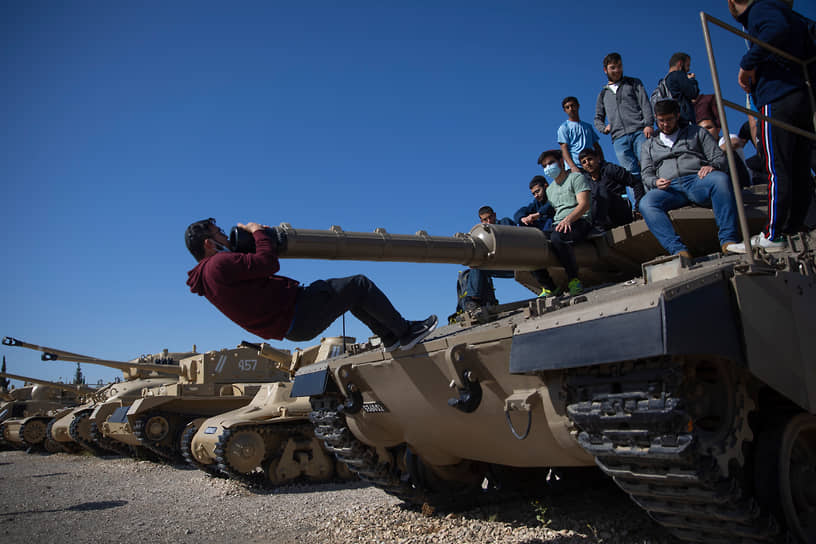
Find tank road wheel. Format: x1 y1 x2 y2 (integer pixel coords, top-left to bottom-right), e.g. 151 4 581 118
224 430 266 474
756 413 816 543
20 419 47 448
143 415 171 442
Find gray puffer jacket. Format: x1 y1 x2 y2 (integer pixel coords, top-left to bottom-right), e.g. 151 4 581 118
594 76 654 140
640 124 727 189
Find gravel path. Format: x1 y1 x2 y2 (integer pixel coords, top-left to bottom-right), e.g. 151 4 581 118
0 450 680 543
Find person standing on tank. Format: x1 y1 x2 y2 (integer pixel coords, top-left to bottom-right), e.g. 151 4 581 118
184 218 437 352
724 0 815 253
594 52 655 182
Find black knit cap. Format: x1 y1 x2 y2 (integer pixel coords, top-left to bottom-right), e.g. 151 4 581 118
185 218 216 259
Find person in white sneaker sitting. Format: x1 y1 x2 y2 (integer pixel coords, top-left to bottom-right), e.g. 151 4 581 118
638 99 741 258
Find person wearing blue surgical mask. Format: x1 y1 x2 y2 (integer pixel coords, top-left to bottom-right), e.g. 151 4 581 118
535 149 594 296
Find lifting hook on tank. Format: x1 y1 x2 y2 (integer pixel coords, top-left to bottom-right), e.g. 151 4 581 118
447 370 482 413
337 382 363 415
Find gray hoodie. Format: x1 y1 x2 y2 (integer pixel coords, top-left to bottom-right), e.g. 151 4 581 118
594 76 655 140
640 124 727 189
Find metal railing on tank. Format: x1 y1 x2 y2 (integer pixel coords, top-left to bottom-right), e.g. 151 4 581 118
700 11 816 264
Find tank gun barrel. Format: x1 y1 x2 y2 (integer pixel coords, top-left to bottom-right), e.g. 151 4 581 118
1 337 183 377
0 372 96 395
272 223 556 271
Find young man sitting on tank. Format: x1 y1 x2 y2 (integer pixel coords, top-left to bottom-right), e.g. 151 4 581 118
458 206 516 311
578 147 645 230
536 150 593 296
638 100 740 259
184 218 437 353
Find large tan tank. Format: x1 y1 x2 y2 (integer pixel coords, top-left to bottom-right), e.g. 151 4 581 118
105 344 290 461
185 337 356 485
0 372 91 450
260 215 816 543
2 337 192 455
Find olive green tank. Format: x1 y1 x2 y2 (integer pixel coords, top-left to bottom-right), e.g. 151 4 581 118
2 337 193 455
0 371 91 450
105 344 290 462
271 214 815 543
184 337 356 485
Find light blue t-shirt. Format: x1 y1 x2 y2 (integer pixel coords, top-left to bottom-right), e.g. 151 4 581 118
557 119 600 165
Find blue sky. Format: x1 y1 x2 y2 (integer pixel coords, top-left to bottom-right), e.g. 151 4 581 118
2 1 814 385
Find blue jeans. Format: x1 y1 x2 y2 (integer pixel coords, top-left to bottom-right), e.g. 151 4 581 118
639 172 739 255
612 130 647 178
465 268 513 301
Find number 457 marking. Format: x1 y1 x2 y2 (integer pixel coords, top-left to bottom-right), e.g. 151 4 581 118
238 359 258 371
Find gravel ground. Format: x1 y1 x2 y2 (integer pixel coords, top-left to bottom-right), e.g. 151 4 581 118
0 449 680 544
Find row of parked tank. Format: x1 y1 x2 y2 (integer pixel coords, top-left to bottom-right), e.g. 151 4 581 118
0 335 355 485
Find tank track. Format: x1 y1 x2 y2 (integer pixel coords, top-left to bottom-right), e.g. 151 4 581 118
180 423 224 477
0 422 12 449
69 411 104 454
89 421 132 457
309 396 522 510
213 422 312 487
44 418 67 453
565 358 787 543
131 413 185 463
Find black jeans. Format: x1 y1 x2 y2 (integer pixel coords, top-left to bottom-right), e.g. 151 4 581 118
550 218 593 280
285 275 409 342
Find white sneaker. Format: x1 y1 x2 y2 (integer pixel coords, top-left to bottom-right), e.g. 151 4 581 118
725 233 786 254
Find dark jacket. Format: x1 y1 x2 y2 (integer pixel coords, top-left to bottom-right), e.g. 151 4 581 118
186 230 299 340
589 162 646 228
513 200 554 232
664 70 700 124
594 76 655 140
640 124 727 189
737 0 811 107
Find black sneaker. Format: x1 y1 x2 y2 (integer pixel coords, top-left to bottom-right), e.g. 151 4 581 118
399 315 438 351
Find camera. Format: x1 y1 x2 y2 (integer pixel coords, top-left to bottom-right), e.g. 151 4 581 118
229 225 288 254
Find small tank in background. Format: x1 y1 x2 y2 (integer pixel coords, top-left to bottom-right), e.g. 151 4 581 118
0 371 91 451
185 337 356 485
2 337 193 456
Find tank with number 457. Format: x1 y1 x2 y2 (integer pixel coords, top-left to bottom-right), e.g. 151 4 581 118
104 344 290 462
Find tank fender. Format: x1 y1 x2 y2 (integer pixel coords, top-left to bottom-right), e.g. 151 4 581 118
509 272 744 373
732 272 816 413
291 362 336 398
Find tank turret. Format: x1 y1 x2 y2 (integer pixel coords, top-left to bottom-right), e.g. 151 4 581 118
0 372 94 399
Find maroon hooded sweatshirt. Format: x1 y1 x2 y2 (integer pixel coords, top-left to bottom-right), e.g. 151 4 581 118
186 230 299 340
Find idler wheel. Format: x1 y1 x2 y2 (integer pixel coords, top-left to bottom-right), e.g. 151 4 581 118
756 412 816 543
144 415 170 442
779 414 816 543
225 430 266 474
22 419 47 445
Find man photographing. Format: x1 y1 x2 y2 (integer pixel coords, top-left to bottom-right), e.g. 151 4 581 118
184 218 437 352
